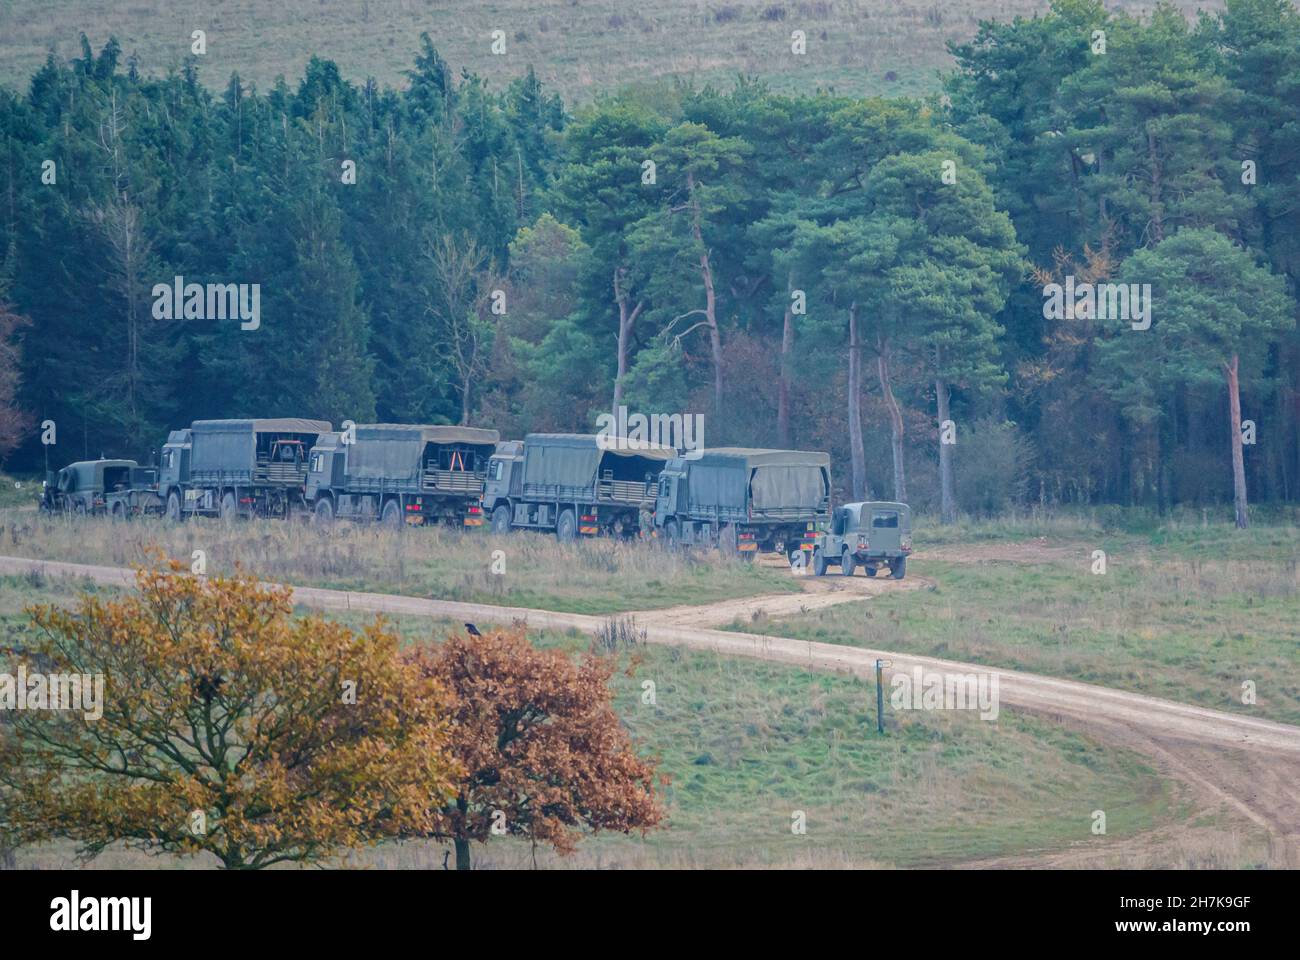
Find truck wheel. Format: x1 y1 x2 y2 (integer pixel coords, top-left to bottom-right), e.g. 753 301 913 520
220 491 238 520
491 505 511 534
555 508 577 543
381 499 403 528
841 549 857 577
111 501 127 522
890 557 906 580
314 498 335 525
166 491 183 522
812 548 828 577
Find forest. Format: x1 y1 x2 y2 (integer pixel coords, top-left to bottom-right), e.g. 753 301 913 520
0 0 1297 521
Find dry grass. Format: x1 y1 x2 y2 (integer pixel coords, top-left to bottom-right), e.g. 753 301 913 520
0 0 1216 102
0 509 799 614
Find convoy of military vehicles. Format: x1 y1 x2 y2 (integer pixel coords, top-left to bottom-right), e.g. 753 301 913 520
34 417 912 577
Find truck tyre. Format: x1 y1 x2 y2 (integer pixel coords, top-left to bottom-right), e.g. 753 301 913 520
111 501 127 522
812 548 828 577
381 499 403 528
220 491 238 520
556 508 577 543
491 505 511 534
166 491 183 522
841 549 857 577
890 557 907 580
664 520 680 550
314 497 335 525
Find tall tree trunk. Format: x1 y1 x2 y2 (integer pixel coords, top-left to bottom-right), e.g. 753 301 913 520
777 273 795 448
935 369 956 524
1225 353 1249 529
876 333 906 502
687 173 724 416
847 303 866 500
612 266 643 412
454 836 472 871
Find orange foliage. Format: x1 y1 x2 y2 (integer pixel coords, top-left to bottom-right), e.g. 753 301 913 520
409 627 664 869
0 559 458 869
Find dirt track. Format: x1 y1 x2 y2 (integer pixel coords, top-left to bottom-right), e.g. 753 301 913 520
3 547 1297 867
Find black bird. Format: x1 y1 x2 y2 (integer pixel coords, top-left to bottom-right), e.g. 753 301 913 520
464 622 482 637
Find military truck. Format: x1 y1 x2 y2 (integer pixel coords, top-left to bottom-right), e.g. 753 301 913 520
482 433 673 541
807 501 912 578
158 418 331 520
305 423 500 526
653 447 831 557
40 459 161 518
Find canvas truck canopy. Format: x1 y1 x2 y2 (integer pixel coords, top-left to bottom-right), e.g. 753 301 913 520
190 419 332 473
522 434 673 489
65 460 137 492
683 448 830 512
345 424 500 482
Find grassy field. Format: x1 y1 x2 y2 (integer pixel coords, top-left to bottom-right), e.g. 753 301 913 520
0 510 799 614
0 0 1213 103
739 516 1300 726
3 579 1201 869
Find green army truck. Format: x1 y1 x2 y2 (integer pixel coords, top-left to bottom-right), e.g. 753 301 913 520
808 501 912 578
305 423 500 526
653 447 831 558
482 433 673 541
40 459 161 518
159 418 331 520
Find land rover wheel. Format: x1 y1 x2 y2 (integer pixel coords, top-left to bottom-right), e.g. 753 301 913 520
220 491 238 520
841 549 857 577
381 499 403 527
491 505 511 534
314 497 335 525
812 548 828 577
555 508 577 543
890 557 906 580
166 491 183 522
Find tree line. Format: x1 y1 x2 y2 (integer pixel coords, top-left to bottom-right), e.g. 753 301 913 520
1 0 1298 521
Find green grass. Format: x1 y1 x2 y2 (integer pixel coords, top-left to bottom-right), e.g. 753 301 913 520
1 578 1188 869
0 511 798 614
0 1 1208 104
739 519 1300 726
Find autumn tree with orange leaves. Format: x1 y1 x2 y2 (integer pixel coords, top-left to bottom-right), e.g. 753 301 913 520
0 561 459 869
411 627 664 870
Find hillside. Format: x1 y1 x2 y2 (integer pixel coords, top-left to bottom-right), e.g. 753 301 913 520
0 0 1217 102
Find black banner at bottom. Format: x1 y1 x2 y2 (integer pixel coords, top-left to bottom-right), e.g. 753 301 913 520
0 868 1288 947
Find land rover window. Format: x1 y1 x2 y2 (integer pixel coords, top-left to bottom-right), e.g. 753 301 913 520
872 511 899 528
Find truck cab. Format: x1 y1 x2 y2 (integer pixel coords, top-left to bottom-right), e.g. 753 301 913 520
483 441 524 533
809 501 912 579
